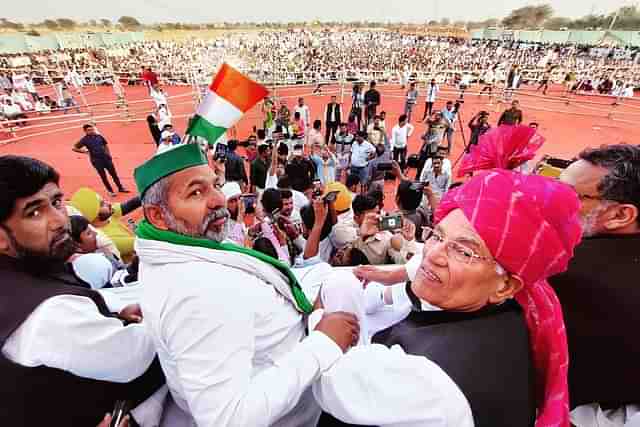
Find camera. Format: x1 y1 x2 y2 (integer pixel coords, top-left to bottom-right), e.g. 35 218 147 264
323 190 340 204
379 214 403 232
409 181 429 192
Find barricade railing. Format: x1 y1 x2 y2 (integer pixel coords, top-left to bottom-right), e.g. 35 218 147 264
2 75 639 146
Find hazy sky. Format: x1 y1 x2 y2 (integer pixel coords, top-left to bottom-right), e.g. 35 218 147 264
3 0 628 24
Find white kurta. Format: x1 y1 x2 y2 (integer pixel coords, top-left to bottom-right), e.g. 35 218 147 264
136 238 342 427
312 343 474 427
1 289 163 426
309 257 475 426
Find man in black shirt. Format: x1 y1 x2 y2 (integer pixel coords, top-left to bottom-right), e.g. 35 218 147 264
551 145 640 419
467 111 492 149
73 124 129 197
324 95 342 144
364 81 381 128
250 143 271 193
224 139 248 190
285 144 316 193
498 100 523 126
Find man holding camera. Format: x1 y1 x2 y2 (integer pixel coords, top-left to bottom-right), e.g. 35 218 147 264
468 111 492 148
441 101 458 152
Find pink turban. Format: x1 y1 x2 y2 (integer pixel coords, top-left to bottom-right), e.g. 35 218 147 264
458 125 545 178
435 169 582 427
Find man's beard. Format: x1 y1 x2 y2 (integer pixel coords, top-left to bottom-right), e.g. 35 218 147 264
2 225 75 266
163 207 231 243
580 202 612 237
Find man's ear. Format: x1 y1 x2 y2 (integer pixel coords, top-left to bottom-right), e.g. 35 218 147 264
603 204 639 232
143 206 168 231
0 225 13 256
489 274 524 305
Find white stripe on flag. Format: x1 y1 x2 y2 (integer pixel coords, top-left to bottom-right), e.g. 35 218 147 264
195 90 244 130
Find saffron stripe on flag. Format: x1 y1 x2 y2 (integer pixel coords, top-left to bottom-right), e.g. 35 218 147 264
210 64 269 113
186 115 228 145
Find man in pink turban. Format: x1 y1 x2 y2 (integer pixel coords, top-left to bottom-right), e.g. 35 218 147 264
314 169 582 427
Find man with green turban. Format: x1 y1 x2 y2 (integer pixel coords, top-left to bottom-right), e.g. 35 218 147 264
133 143 359 426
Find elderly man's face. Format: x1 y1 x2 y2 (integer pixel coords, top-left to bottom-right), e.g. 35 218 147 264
412 209 518 312
559 159 610 237
152 165 229 242
0 182 74 263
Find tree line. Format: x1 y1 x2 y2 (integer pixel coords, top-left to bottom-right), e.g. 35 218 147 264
467 4 640 31
1 4 639 34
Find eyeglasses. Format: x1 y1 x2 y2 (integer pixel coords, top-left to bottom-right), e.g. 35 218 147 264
576 192 603 201
422 226 505 274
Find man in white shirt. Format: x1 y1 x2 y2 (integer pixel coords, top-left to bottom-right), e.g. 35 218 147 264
333 123 355 182
423 78 439 121
133 144 358 427
2 97 28 126
0 155 165 426
419 156 451 208
422 146 452 177
366 115 385 147
295 97 311 129
390 114 414 171
350 131 376 188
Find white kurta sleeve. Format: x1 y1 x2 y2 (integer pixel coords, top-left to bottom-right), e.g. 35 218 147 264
2 295 156 383
159 276 342 427
313 344 474 427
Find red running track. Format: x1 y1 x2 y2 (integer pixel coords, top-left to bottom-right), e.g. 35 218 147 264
1 82 638 210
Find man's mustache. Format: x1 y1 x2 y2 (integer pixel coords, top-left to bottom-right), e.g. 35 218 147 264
202 207 230 232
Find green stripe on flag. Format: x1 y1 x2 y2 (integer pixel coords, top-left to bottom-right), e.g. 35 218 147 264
186 115 227 145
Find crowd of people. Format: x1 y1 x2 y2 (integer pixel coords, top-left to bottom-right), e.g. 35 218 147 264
0 27 639 427
2 29 640 95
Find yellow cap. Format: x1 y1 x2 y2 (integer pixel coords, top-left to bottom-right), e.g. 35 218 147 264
325 182 353 213
70 188 102 222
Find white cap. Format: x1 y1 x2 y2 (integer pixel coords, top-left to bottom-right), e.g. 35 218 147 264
221 182 242 201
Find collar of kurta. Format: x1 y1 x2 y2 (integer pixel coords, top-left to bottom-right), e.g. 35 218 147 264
135 220 313 314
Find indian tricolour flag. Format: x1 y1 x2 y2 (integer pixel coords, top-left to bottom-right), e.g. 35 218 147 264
187 63 268 145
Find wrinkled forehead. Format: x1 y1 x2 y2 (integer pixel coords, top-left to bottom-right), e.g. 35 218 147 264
436 209 493 258
168 165 217 194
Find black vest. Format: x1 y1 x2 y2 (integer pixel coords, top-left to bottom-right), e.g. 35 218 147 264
0 255 165 426
549 234 640 409
319 289 535 427
326 103 341 124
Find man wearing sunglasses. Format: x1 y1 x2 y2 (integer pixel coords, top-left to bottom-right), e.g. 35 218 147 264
552 144 640 426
